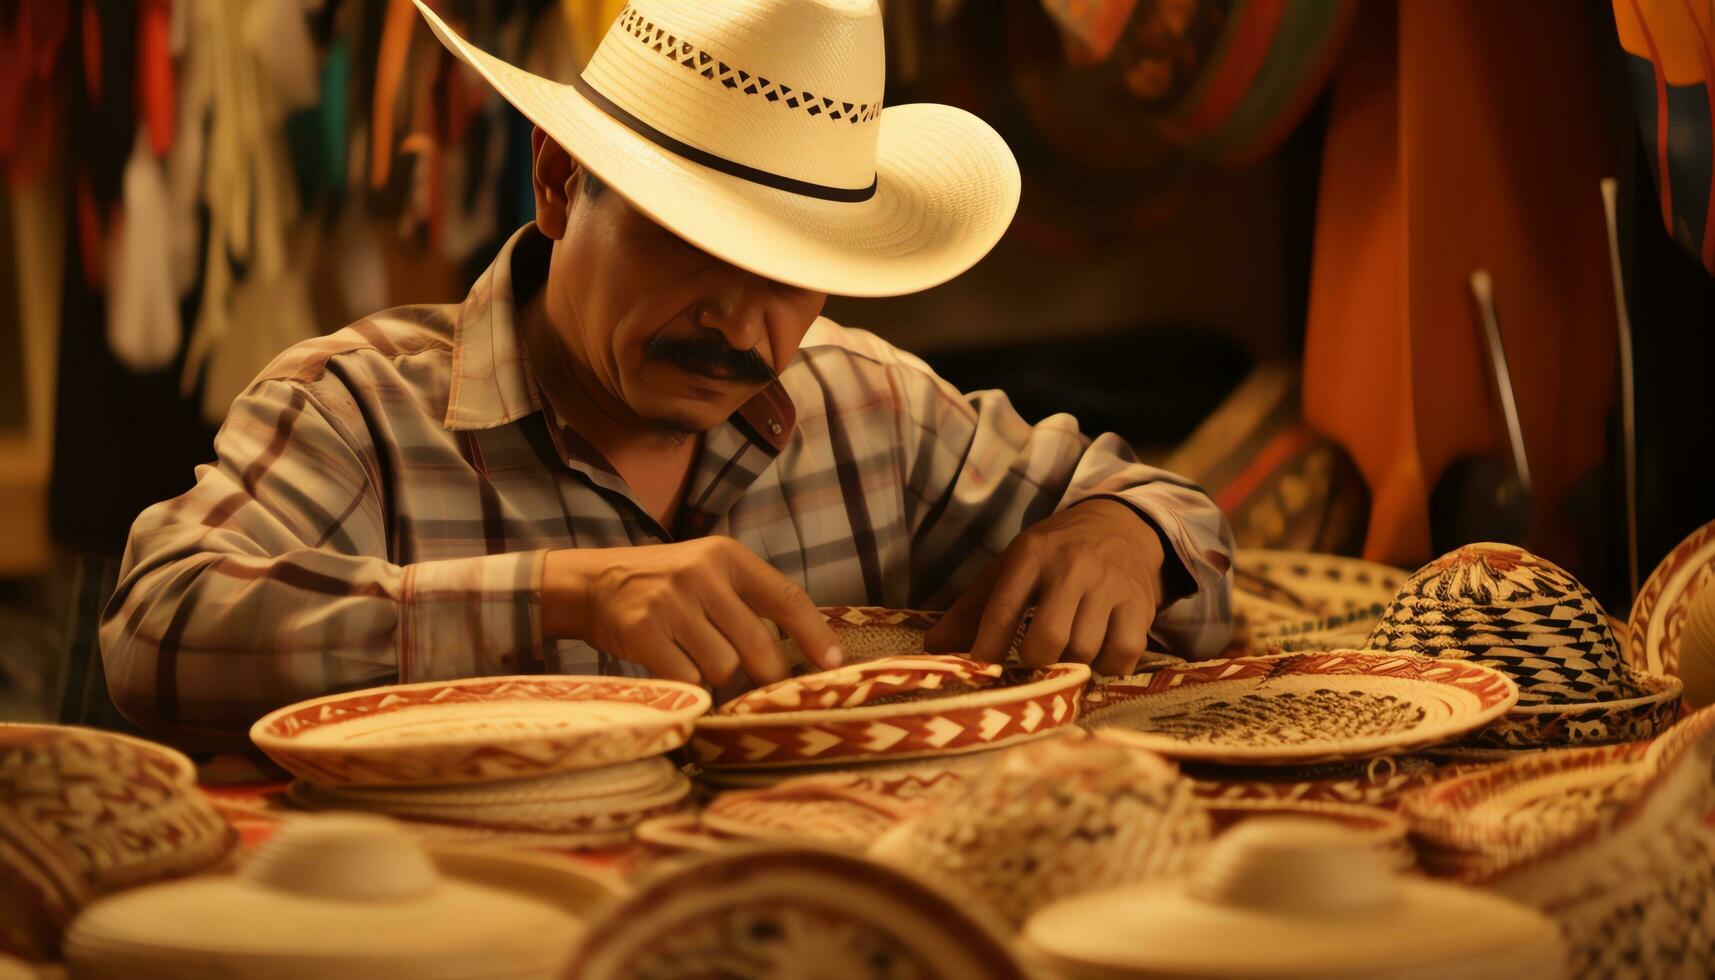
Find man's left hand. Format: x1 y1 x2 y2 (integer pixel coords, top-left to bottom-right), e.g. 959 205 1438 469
923 498 1166 676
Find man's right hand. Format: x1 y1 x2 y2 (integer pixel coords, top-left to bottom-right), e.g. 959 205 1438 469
541 539 843 687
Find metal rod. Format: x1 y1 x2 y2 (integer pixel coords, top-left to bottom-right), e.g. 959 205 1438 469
1468 270 1533 503
1600 177 1641 602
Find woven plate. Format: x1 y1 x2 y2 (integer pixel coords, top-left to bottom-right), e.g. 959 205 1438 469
250 676 710 787
702 781 919 850
1082 652 1518 765
1461 671 1682 749
1400 741 1652 880
722 655 1005 715
1234 549 1407 616
0 725 237 960
286 764 693 837
691 659 1089 769
1628 518 1715 678
1229 550 1406 656
630 813 736 854
1185 753 1440 807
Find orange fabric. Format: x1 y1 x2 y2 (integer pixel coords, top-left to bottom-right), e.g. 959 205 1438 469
1304 0 1617 568
137 0 173 155
369 0 417 189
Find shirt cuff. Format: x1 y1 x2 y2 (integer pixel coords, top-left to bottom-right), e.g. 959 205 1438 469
399 550 549 682
1076 494 1198 605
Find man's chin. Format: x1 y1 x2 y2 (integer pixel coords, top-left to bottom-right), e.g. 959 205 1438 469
635 396 737 435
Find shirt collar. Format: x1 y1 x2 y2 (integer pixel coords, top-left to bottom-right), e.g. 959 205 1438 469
443 223 797 453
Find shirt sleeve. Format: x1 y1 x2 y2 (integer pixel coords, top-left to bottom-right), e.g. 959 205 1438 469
99 375 547 752
893 352 1235 660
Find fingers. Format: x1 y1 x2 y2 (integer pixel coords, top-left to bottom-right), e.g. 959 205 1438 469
667 609 743 688
924 563 997 653
634 637 703 685
1018 580 1080 667
1064 596 1111 665
702 588 793 685
969 549 1040 664
732 552 843 670
1092 599 1154 678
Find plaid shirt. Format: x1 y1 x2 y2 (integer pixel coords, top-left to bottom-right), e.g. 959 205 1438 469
101 226 1234 750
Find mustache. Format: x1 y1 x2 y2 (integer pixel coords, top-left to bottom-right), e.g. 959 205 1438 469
644 331 775 383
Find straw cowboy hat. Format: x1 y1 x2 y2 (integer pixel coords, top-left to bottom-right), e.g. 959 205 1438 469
413 0 1021 297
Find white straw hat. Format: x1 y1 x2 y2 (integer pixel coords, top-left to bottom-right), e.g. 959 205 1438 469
413 0 1021 297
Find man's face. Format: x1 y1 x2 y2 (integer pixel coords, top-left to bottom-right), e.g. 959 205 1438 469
531 130 828 434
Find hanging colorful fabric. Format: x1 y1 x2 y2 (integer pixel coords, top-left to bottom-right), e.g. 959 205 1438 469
107 132 180 372
1035 0 1359 166
1613 0 1715 277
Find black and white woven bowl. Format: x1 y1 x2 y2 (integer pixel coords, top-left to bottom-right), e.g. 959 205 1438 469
1368 543 1680 748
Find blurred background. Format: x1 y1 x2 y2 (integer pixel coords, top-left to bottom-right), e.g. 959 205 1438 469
2 0 1712 726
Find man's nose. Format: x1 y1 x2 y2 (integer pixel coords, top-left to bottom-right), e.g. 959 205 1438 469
697 277 771 354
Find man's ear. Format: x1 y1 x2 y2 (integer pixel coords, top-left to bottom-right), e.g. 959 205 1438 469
531 127 578 240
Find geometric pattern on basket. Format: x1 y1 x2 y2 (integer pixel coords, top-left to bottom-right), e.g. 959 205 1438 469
0 726 237 957
566 849 1023 979
252 677 708 786
1368 544 1626 705
1459 676 1682 749
719 656 1004 716
1627 517 1715 677
1233 550 1406 617
691 663 1088 768
614 5 882 126
868 734 1212 928
1140 689 1428 746
1186 754 1439 807
1399 740 1653 881
702 782 918 849
1082 651 1518 766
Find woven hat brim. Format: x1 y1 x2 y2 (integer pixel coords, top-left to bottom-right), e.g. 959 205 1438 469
416 2 1021 298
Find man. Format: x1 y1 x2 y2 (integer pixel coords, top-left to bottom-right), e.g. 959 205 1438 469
100 0 1232 751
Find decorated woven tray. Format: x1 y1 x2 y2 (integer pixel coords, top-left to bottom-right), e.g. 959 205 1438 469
1081 652 1518 766
1400 740 1652 879
701 780 919 850
691 656 1089 769
568 846 1023 979
250 676 710 787
630 812 736 854
722 656 1005 715
0 725 237 960
286 764 693 839
1628 517 1715 678
1183 754 1440 807
1461 671 1682 749
1229 550 1406 656
694 747 999 791
1234 549 1407 617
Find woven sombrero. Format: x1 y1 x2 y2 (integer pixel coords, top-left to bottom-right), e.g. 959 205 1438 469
1368 543 1681 749
413 0 1020 297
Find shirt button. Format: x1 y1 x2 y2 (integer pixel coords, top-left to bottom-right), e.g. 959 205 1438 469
767 418 783 435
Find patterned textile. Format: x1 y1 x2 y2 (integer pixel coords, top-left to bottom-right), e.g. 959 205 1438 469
98 225 1234 751
1036 0 1358 164
1614 0 1715 276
